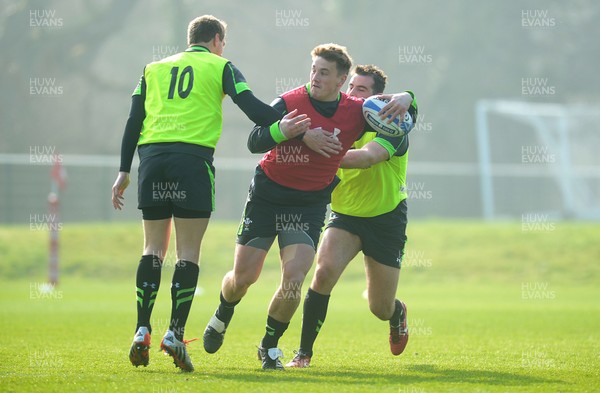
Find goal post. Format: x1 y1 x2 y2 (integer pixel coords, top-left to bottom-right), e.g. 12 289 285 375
476 99 600 221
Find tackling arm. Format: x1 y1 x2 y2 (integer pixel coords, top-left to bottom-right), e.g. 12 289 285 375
247 98 288 153
246 98 312 153
340 140 392 169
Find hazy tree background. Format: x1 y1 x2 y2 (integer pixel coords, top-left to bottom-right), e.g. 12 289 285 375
1 0 598 221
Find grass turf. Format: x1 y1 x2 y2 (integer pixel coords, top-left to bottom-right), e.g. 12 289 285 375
0 221 598 392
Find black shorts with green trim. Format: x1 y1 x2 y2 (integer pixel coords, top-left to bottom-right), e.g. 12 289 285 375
137 153 215 217
326 199 408 269
236 167 331 251
236 198 327 251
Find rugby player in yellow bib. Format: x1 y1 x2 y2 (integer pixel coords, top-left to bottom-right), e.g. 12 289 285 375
287 65 418 368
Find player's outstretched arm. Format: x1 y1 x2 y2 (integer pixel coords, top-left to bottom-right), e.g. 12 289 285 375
247 99 311 153
233 90 282 126
339 141 391 169
227 64 310 150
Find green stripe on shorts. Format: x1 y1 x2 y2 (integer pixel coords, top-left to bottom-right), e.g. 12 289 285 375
205 161 215 211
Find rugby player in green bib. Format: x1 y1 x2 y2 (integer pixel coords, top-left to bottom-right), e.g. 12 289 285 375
287 65 417 368
111 15 310 372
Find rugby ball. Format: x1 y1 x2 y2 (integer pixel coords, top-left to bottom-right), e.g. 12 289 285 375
362 97 413 138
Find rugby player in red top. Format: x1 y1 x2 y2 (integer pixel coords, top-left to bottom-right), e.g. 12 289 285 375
202 43 414 370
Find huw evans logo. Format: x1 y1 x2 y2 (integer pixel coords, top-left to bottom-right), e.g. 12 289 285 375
152 182 186 202
29 146 63 164
30 9 63 28
521 213 556 232
521 282 556 300
404 182 433 200
275 213 309 232
276 77 304 95
521 9 556 28
153 45 179 61
521 78 556 96
30 214 63 231
30 78 63 96
398 46 432 64
275 9 309 28
521 145 555 164
275 145 310 164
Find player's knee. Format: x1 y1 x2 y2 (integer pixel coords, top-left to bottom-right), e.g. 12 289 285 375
312 265 329 286
230 270 258 292
281 267 308 285
312 262 337 291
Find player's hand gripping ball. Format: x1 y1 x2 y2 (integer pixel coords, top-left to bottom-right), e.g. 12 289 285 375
362 97 414 138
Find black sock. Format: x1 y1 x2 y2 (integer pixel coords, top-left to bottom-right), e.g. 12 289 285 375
135 255 162 333
215 291 240 326
299 288 330 356
168 260 199 341
260 315 289 349
390 299 403 328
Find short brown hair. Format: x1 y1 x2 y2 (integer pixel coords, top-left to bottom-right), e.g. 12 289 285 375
311 43 353 76
187 15 226 45
353 64 387 94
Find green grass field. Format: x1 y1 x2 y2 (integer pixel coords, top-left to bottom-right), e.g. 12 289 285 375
1 221 599 392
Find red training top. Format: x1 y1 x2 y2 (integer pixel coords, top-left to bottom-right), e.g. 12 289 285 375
259 86 366 191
